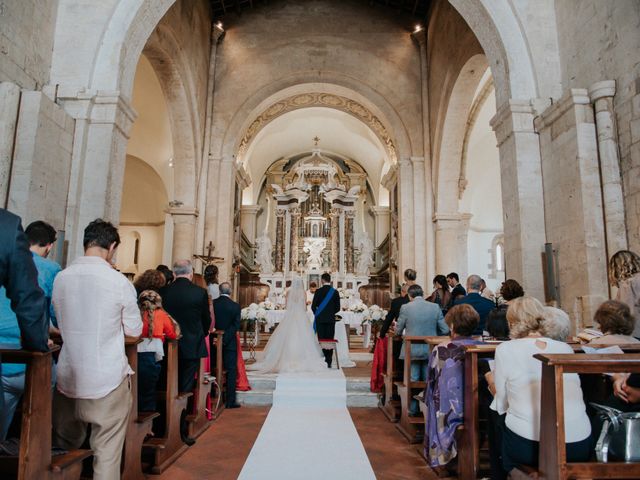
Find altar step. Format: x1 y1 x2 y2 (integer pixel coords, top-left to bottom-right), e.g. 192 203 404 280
238 374 379 408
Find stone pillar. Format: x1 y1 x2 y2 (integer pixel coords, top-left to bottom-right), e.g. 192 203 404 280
330 207 340 271
433 213 472 280
0 82 20 208
589 81 628 268
275 208 285 272
56 90 137 260
410 156 428 286
491 101 546 300
369 206 390 247
169 207 198 262
339 210 346 275
397 158 415 278
345 210 355 274
240 205 262 244
534 89 608 327
289 206 300 272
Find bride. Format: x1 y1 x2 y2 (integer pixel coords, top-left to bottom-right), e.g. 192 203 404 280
249 276 327 373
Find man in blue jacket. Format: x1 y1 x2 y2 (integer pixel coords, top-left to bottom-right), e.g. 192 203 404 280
454 274 496 335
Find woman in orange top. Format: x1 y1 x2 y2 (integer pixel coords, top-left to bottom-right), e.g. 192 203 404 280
137 289 180 411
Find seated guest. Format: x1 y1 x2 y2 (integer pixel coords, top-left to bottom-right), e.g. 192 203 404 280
395 284 449 415
454 274 496 335
424 304 482 467
488 296 591 473
609 250 640 338
134 269 166 296
447 272 466 301
137 290 180 412
426 275 452 314
486 280 524 340
542 306 571 342
588 300 640 345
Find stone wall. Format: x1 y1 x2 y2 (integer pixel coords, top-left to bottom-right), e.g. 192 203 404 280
555 0 640 252
0 0 58 89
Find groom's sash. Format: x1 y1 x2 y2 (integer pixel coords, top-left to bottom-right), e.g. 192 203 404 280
313 287 336 333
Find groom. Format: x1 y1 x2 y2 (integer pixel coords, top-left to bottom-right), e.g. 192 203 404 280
311 273 341 367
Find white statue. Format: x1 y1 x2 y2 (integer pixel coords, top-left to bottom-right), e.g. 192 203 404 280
256 233 274 274
356 234 374 275
303 237 326 269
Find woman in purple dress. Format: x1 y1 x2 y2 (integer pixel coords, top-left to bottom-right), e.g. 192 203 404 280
423 304 482 467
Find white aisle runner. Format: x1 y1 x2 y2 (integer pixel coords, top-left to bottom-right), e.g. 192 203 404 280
238 369 376 480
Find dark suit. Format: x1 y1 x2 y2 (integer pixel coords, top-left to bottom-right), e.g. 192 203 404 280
213 295 241 407
311 284 341 367
454 292 496 335
160 277 210 393
379 294 409 338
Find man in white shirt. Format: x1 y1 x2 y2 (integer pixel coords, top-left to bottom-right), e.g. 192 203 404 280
52 219 142 479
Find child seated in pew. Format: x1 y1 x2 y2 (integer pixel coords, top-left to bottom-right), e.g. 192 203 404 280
423 304 483 468
485 297 591 476
137 290 180 412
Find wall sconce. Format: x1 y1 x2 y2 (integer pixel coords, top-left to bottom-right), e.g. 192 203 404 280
168 157 174 168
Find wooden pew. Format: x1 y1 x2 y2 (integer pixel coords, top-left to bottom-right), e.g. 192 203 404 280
380 336 402 422
186 357 212 438
143 339 192 474
208 330 225 418
531 353 640 480
122 337 159 480
395 336 448 443
0 345 91 480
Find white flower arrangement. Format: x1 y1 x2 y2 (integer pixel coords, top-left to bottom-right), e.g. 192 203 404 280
241 303 259 320
338 288 354 299
368 305 388 321
259 300 276 310
349 301 367 313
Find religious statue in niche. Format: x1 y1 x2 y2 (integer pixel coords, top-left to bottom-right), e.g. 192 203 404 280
256 233 274 274
303 237 326 270
356 234 374 275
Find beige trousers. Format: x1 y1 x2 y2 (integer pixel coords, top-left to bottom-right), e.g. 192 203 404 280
52 376 132 480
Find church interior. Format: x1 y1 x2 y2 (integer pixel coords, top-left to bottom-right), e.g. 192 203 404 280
1 0 640 478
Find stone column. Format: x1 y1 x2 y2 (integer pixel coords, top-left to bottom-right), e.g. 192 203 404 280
56 90 137 260
397 158 415 278
169 206 198 262
329 207 340 272
491 101 546 300
289 206 300 272
410 156 428 286
589 81 628 264
240 205 262 244
369 206 390 247
534 89 608 327
275 208 286 272
433 213 472 280
339 210 346 275
0 82 20 208
345 210 355 274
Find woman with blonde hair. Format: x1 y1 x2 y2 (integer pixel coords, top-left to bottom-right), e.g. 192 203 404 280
488 296 591 474
609 250 640 338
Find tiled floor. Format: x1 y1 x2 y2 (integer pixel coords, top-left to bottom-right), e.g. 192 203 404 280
155 405 437 479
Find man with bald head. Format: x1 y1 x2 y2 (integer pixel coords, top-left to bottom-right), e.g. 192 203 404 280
453 274 496 335
159 259 211 445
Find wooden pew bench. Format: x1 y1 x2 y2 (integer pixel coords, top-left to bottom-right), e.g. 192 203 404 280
0 345 91 480
380 336 403 422
186 356 212 439
524 353 640 480
143 339 192 474
395 335 449 443
122 337 159 480
207 330 225 419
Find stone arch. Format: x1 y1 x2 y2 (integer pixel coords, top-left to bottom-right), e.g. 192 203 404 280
434 54 489 214
218 79 414 164
143 24 201 207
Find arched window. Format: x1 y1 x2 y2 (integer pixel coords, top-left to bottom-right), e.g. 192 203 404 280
495 243 504 272
133 237 140 266
489 234 505 279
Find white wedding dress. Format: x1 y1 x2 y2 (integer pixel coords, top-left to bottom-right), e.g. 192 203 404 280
249 277 327 374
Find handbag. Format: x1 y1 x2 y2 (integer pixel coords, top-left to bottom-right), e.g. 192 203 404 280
592 403 640 462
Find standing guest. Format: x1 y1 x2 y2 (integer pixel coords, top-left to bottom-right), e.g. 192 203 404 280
395 284 449 416
312 273 341 368
404 268 417 286
480 278 495 302
379 283 410 338
157 264 174 287
160 259 211 445
204 265 220 301
447 273 466 301
487 297 591 474
213 282 242 408
52 219 142 479
137 290 180 412
588 300 640 345
134 269 166 296
424 304 482 467
454 274 496 335
609 250 640 338
486 279 525 340
0 210 50 440
427 275 452 314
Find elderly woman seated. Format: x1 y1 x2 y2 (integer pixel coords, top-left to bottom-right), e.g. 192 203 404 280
487 297 591 475
423 304 482 467
588 300 640 345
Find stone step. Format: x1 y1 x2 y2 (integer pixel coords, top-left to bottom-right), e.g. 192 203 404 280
346 391 380 408
346 377 372 393
237 389 273 406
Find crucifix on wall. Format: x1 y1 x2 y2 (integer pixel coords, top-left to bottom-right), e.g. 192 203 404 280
193 241 225 272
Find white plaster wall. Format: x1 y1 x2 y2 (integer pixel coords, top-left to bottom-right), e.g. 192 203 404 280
467 230 503 292
116 226 165 275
